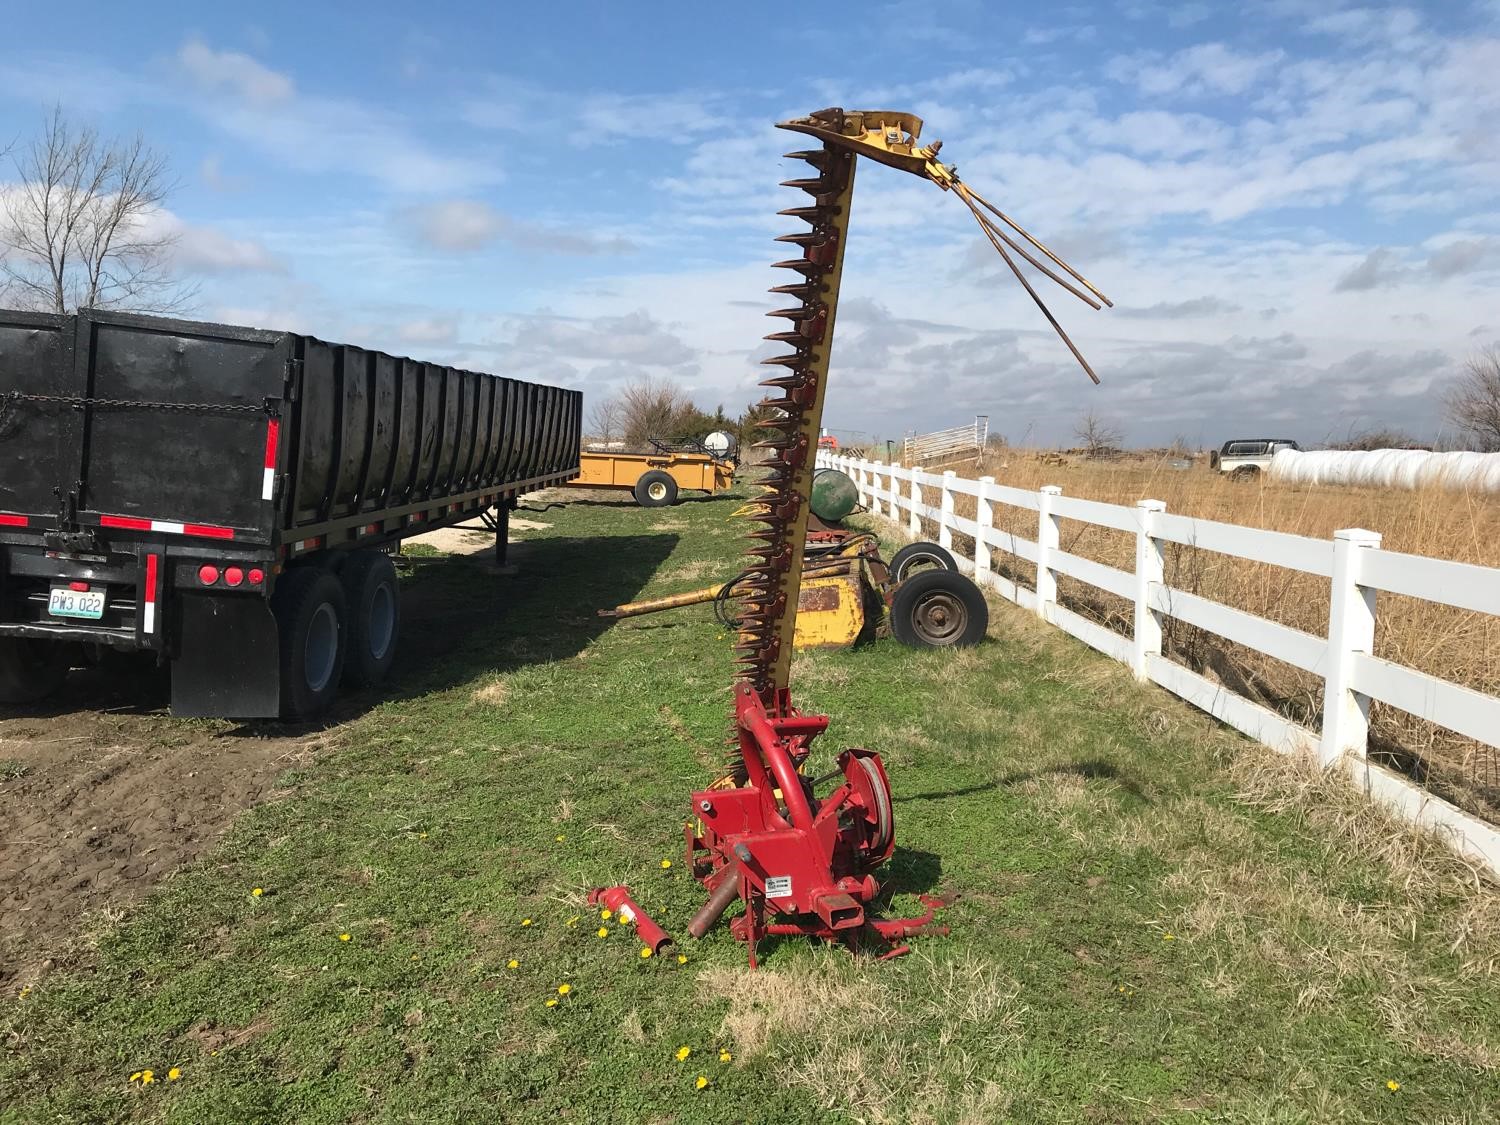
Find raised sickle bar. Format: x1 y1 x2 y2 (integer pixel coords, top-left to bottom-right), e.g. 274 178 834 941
685 108 1110 966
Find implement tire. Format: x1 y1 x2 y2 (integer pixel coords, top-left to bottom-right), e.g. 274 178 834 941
634 471 678 507
272 567 347 720
888 541 957 582
890 570 988 649
0 638 71 704
340 551 401 689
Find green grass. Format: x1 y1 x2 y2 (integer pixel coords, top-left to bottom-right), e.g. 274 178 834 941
3 486 1497 1123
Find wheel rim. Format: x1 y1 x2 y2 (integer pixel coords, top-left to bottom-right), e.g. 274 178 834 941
911 590 966 645
303 603 339 693
367 584 395 661
648 481 668 501
900 551 947 579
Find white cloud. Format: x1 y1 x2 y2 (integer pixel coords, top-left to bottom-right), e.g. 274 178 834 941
1335 248 1409 291
404 200 636 255
174 39 502 193
397 316 459 345
1112 43 1286 98
178 39 293 105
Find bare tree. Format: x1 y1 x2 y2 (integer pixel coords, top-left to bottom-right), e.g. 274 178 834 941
586 395 622 445
1 107 191 314
1444 347 1500 452
1073 409 1124 458
618 375 689 446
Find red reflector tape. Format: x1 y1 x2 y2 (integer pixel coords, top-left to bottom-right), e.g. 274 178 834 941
68 580 89 592
262 418 280 501
0 513 27 527
99 515 234 540
183 523 235 540
144 553 159 633
100 514 152 531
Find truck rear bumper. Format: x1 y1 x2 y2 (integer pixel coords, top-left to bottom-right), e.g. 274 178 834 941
0 543 157 650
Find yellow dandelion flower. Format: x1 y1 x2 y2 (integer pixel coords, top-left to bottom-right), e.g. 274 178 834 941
167 1067 181 1081
640 946 653 959
557 983 571 995
677 954 688 965
18 986 30 999
140 1070 155 1085
675 1046 691 1062
507 959 519 969
660 859 672 869
545 998 559 1007
1387 1080 1401 1092
129 1072 142 1083
521 918 533 927
719 1049 732 1063
597 926 609 938
600 908 612 920
1162 932 1175 941
696 1075 709 1090
566 916 579 927
555 834 565 842
250 887 264 898
338 933 351 942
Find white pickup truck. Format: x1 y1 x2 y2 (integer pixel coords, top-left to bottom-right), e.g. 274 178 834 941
1209 438 1301 479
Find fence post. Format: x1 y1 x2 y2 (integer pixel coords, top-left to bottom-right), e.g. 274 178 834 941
1035 485 1062 618
975 475 994 582
909 470 922 538
888 462 901 521
1132 499 1167 681
1320 527 1382 768
869 460 882 511
939 471 955 551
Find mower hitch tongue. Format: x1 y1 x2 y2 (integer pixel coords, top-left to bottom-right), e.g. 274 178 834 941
641 109 1105 967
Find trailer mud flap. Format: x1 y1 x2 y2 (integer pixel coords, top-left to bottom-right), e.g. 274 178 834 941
171 595 280 718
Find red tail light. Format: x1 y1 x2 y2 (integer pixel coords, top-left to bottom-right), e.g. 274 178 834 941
224 567 244 587
69 581 89 592
198 565 219 585
248 568 265 586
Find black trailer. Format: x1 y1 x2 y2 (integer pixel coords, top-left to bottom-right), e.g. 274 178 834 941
0 309 581 718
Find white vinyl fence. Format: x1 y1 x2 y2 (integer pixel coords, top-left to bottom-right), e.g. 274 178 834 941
819 451 1500 879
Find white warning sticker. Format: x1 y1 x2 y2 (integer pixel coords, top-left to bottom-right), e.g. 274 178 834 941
765 875 792 898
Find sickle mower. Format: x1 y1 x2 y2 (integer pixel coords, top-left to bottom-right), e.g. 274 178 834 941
667 108 1111 966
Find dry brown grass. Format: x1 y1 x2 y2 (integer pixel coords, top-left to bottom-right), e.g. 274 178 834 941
699 949 1027 1124
902 450 1500 823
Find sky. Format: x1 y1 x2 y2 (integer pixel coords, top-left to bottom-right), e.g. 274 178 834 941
1 0 1497 448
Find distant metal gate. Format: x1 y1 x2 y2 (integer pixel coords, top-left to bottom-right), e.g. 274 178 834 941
903 415 989 466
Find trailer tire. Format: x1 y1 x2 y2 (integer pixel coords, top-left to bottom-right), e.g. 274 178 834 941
272 568 347 719
340 551 401 688
888 541 957 582
633 471 678 507
0 638 71 704
890 570 988 649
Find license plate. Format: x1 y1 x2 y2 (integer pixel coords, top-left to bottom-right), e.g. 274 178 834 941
48 586 106 620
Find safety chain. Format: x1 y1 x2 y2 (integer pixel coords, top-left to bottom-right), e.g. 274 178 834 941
1 390 271 415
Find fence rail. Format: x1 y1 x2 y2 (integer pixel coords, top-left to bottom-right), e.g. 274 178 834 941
820 451 1500 880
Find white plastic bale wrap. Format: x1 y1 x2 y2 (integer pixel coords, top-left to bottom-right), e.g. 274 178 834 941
1269 448 1500 493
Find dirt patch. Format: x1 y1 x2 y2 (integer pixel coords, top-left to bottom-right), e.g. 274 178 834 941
0 663 319 987
407 526 494 555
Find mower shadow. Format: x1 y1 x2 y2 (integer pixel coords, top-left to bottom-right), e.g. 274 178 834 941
892 759 1151 806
